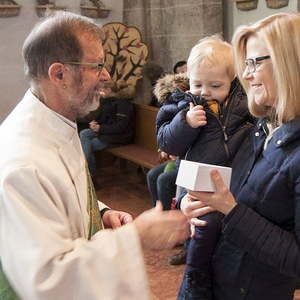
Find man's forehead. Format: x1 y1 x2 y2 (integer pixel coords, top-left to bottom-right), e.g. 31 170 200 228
79 34 104 61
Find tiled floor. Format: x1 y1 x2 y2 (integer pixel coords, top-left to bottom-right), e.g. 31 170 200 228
95 163 300 300
95 164 185 299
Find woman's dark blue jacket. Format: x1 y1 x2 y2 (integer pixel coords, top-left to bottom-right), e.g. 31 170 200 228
213 117 300 300
156 77 254 166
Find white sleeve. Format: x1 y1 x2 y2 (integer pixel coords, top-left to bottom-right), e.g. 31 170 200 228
0 166 150 300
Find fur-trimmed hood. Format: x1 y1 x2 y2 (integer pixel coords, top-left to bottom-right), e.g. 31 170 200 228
153 73 189 104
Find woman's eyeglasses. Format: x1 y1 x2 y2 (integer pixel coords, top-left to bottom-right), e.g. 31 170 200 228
244 55 270 73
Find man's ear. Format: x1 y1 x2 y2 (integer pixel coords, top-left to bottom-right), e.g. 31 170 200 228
48 63 66 86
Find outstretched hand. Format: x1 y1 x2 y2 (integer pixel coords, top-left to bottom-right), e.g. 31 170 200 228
134 201 189 250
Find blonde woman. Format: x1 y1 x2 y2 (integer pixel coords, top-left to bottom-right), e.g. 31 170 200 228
181 12 300 300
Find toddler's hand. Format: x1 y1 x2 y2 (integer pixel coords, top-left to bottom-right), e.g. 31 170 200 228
186 102 207 128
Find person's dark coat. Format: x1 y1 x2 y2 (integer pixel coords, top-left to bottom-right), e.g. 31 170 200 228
96 97 135 145
156 77 255 166
213 117 300 300
78 97 135 145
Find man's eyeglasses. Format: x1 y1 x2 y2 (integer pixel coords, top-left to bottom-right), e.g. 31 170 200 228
64 62 105 75
244 55 270 73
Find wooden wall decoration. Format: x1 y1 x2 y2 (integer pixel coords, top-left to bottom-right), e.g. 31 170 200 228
35 1 66 18
0 0 21 17
234 0 258 11
80 0 110 18
266 0 289 8
101 23 148 89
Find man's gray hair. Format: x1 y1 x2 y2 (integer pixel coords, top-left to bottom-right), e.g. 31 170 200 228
22 11 102 82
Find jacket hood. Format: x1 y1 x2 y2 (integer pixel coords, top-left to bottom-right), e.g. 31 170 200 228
154 73 189 104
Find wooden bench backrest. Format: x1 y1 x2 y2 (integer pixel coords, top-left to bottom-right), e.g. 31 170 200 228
134 103 159 152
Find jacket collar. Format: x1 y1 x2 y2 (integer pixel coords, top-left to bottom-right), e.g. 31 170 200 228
256 116 300 148
272 115 300 147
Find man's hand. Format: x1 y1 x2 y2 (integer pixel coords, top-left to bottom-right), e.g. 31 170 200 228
102 209 133 229
134 202 189 250
186 102 207 128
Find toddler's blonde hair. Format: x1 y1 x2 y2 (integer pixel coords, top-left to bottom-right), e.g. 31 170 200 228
187 35 235 81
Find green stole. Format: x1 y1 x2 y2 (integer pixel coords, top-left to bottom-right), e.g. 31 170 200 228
0 165 103 299
86 164 104 238
0 264 19 300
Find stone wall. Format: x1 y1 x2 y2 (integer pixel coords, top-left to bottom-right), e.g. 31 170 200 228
225 0 298 40
123 0 223 73
2 1 295 121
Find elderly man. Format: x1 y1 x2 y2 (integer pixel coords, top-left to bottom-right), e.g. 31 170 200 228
0 12 188 300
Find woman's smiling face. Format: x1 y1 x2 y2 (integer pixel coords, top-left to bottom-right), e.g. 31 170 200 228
242 35 276 108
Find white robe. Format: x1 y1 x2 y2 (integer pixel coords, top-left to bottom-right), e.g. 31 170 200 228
0 90 150 300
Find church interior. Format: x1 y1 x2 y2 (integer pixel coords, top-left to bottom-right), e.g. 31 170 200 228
1 1 300 299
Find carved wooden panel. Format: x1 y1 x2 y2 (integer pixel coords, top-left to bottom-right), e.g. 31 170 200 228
102 23 149 88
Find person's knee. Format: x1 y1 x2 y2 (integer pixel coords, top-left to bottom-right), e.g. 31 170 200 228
147 167 160 183
80 128 94 140
157 172 175 187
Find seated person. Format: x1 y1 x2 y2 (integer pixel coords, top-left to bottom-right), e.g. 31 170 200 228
173 60 187 74
147 150 178 211
79 80 135 179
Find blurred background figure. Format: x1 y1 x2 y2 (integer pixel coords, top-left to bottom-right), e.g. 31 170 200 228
79 80 135 185
173 60 187 74
134 61 165 107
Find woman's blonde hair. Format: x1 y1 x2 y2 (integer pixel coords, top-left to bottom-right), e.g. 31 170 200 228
187 35 235 81
232 12 300 124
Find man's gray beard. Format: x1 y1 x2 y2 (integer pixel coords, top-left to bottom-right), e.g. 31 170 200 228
69 71 100 119
75 90 100 119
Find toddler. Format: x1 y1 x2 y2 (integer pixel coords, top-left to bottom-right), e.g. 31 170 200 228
156 36 255 300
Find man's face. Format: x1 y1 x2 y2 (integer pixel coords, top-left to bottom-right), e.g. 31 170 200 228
68 34 110 119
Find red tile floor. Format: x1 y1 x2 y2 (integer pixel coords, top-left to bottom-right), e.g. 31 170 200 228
95 163 300 300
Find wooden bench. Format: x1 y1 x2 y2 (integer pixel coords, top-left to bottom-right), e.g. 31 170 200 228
105 103 159 169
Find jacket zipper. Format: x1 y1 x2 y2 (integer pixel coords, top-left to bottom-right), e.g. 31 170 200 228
208 104 230 160
218 83 240 161
185 82 242 162
184 92 236 162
